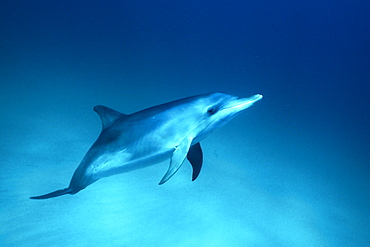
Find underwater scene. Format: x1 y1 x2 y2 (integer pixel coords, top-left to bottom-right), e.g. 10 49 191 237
1 1 369 246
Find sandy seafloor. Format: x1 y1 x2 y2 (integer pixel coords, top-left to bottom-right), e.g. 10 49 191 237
0 1 369 246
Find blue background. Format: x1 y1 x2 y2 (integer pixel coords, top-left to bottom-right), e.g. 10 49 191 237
1 1 369 246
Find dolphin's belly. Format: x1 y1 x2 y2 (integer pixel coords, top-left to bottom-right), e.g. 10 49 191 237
92 145 173 180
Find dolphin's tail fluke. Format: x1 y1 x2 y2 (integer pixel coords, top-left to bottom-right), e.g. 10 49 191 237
30 188 72 199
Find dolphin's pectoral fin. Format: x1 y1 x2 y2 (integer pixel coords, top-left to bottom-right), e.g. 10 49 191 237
30 187 72 199
186 142 203 181
159 137 193 185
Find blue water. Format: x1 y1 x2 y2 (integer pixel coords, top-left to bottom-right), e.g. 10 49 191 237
1 1 369 246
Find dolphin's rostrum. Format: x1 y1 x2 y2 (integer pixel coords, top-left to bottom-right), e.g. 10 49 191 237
30 92 262 199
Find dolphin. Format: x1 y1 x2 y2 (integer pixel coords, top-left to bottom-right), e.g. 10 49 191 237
30 92 262 199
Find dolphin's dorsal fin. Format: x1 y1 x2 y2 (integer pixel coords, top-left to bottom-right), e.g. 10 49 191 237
93 105 126 130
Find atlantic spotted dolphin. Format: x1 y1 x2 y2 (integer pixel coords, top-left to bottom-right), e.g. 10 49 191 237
30 92 262 199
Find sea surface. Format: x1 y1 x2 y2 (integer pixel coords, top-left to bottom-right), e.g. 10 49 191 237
1 1 369 246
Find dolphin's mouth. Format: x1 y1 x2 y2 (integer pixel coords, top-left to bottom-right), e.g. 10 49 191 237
223 94 263 111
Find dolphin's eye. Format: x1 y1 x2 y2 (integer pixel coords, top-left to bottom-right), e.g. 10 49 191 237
207 107 217 115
